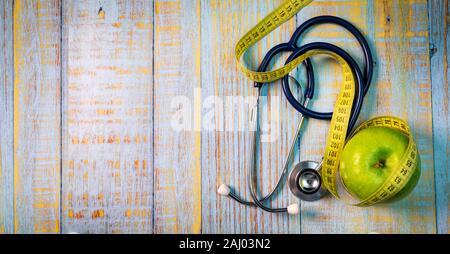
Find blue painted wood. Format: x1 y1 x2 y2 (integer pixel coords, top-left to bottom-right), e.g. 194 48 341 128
153 0 202 234
0 0 445 234
429 0 449 234
201 0 301 234
62 0 154 234
13 0 62 234
297 0 436 234
0 0 13 234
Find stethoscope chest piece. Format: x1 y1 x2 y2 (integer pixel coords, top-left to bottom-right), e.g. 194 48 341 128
289 161 328 202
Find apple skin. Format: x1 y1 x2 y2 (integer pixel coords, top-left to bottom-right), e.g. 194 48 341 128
339 126 421 202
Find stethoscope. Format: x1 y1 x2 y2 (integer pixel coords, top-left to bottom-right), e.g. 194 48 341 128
218 16 374 215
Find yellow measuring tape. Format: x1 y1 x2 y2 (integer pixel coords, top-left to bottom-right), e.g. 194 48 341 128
235 0 419 206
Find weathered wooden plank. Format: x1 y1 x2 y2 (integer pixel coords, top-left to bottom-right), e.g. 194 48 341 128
201 0 301 233
201 0 436 234
429 0 449 234
0 0 13 234
153 0 202 234
297 0 436 233
62 0 154 233
3 0 440 234
13 0 61 234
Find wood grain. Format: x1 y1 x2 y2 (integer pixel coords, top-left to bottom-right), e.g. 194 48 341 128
429 0 449 234
13 0 61 234
297 0 436 234
201 0 301 234
0 0 13 234
153 0 202 234
62 0 154 233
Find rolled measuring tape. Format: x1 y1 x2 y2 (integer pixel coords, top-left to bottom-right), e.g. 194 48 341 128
235 0 420 206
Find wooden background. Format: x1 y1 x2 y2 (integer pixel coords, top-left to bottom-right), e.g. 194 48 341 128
0 0 448 234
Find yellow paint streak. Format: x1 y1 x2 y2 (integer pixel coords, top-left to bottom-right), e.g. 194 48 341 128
33 203 58 209
0 131 2 233
13 0 22 234
13 0 60 234
137 67 150 74
98 9 105 19
190 2 202 233
68 210 74 219
125 209 132 218
32 188 56 192
155 1 181 14
136 22 148 29
91 209 105 219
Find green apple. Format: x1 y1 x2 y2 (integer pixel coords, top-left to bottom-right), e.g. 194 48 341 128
339 126 421 202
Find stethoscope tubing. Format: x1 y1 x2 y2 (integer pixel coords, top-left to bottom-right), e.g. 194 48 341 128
291 15 373 93
282 42 365 133
247 44 365 213
255 44 315 100
224 88 309 212
223 16 374 214
282 16 374 127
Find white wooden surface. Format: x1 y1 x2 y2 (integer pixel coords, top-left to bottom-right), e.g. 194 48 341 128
0 0 447 234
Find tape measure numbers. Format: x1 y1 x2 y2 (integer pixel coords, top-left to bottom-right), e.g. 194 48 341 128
235 0 420 206
235 0 314 83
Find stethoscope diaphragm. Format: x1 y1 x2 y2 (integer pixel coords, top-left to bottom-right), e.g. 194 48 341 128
288 161 328 202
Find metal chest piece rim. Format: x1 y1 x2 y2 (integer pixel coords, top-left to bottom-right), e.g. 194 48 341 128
289 161 328 202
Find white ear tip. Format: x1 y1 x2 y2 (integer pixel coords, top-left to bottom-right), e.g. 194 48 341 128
218 184 231 196
287 203 300 215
